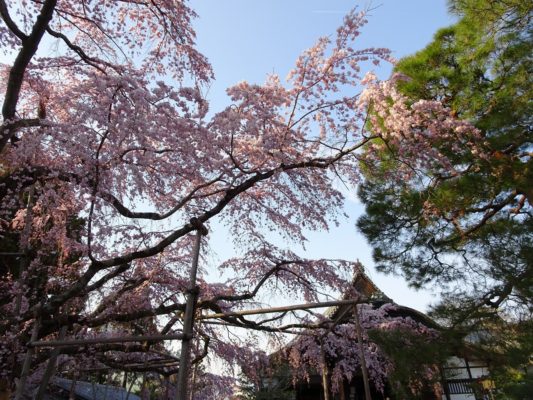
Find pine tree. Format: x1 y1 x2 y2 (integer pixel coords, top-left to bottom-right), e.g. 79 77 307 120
357 1 532 397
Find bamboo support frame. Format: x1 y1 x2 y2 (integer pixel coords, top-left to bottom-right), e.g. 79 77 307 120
83 361 179 371
78 359 177 372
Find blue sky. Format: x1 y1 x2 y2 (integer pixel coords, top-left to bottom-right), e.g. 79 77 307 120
190 0 456 312
191 0 455 109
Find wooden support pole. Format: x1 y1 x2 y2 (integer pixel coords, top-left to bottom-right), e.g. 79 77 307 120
30 333 186 348
68 375 77 400
122 371 128 389
176 221 207 400
140 372 148 400
320 340 331 400
10 186 35 394
316 300 355 400
14 185 35 317
189 338 201 400
440 366 452 400
353 304 372 400
14 313 40 400
35 326 67 400
123 361 178 369
339 383 346 400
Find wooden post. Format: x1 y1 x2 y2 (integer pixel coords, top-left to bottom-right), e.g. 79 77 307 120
164 377 169 399
126 375 136 400
353 304 372 400
339 383 346 400
176 220 207 400
14 185 35 316
35 325 67 400
31 333 185 348
140 373 148 400
320 340 330 400
188 336 201 400
14 312 41 400
439 366 451 400
68 375 77 400
317 302 357 400
10 186 35 388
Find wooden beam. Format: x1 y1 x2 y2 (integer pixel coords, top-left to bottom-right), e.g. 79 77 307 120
30 333 186 348
201 320 306 335
199 299 363 320
29 299 367 349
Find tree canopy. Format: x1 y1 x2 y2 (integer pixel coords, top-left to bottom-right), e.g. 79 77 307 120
359 0 532 314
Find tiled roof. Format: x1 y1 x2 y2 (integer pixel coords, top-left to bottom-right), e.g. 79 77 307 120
325 264 391 319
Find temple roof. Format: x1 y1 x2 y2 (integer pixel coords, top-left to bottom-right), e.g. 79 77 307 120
325 263 438 328
325 263 391 319
349 263 391 302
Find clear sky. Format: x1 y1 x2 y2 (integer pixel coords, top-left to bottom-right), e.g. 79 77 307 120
189 0 456 312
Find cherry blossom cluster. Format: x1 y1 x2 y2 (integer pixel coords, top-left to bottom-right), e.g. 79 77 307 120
357 72 485 185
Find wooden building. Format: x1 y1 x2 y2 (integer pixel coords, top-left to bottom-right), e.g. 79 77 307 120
256 267 493 400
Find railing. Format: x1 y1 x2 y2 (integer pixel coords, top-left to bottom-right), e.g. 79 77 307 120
446 378 477 394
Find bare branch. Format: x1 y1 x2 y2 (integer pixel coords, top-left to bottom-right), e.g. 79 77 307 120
45 26 107 73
